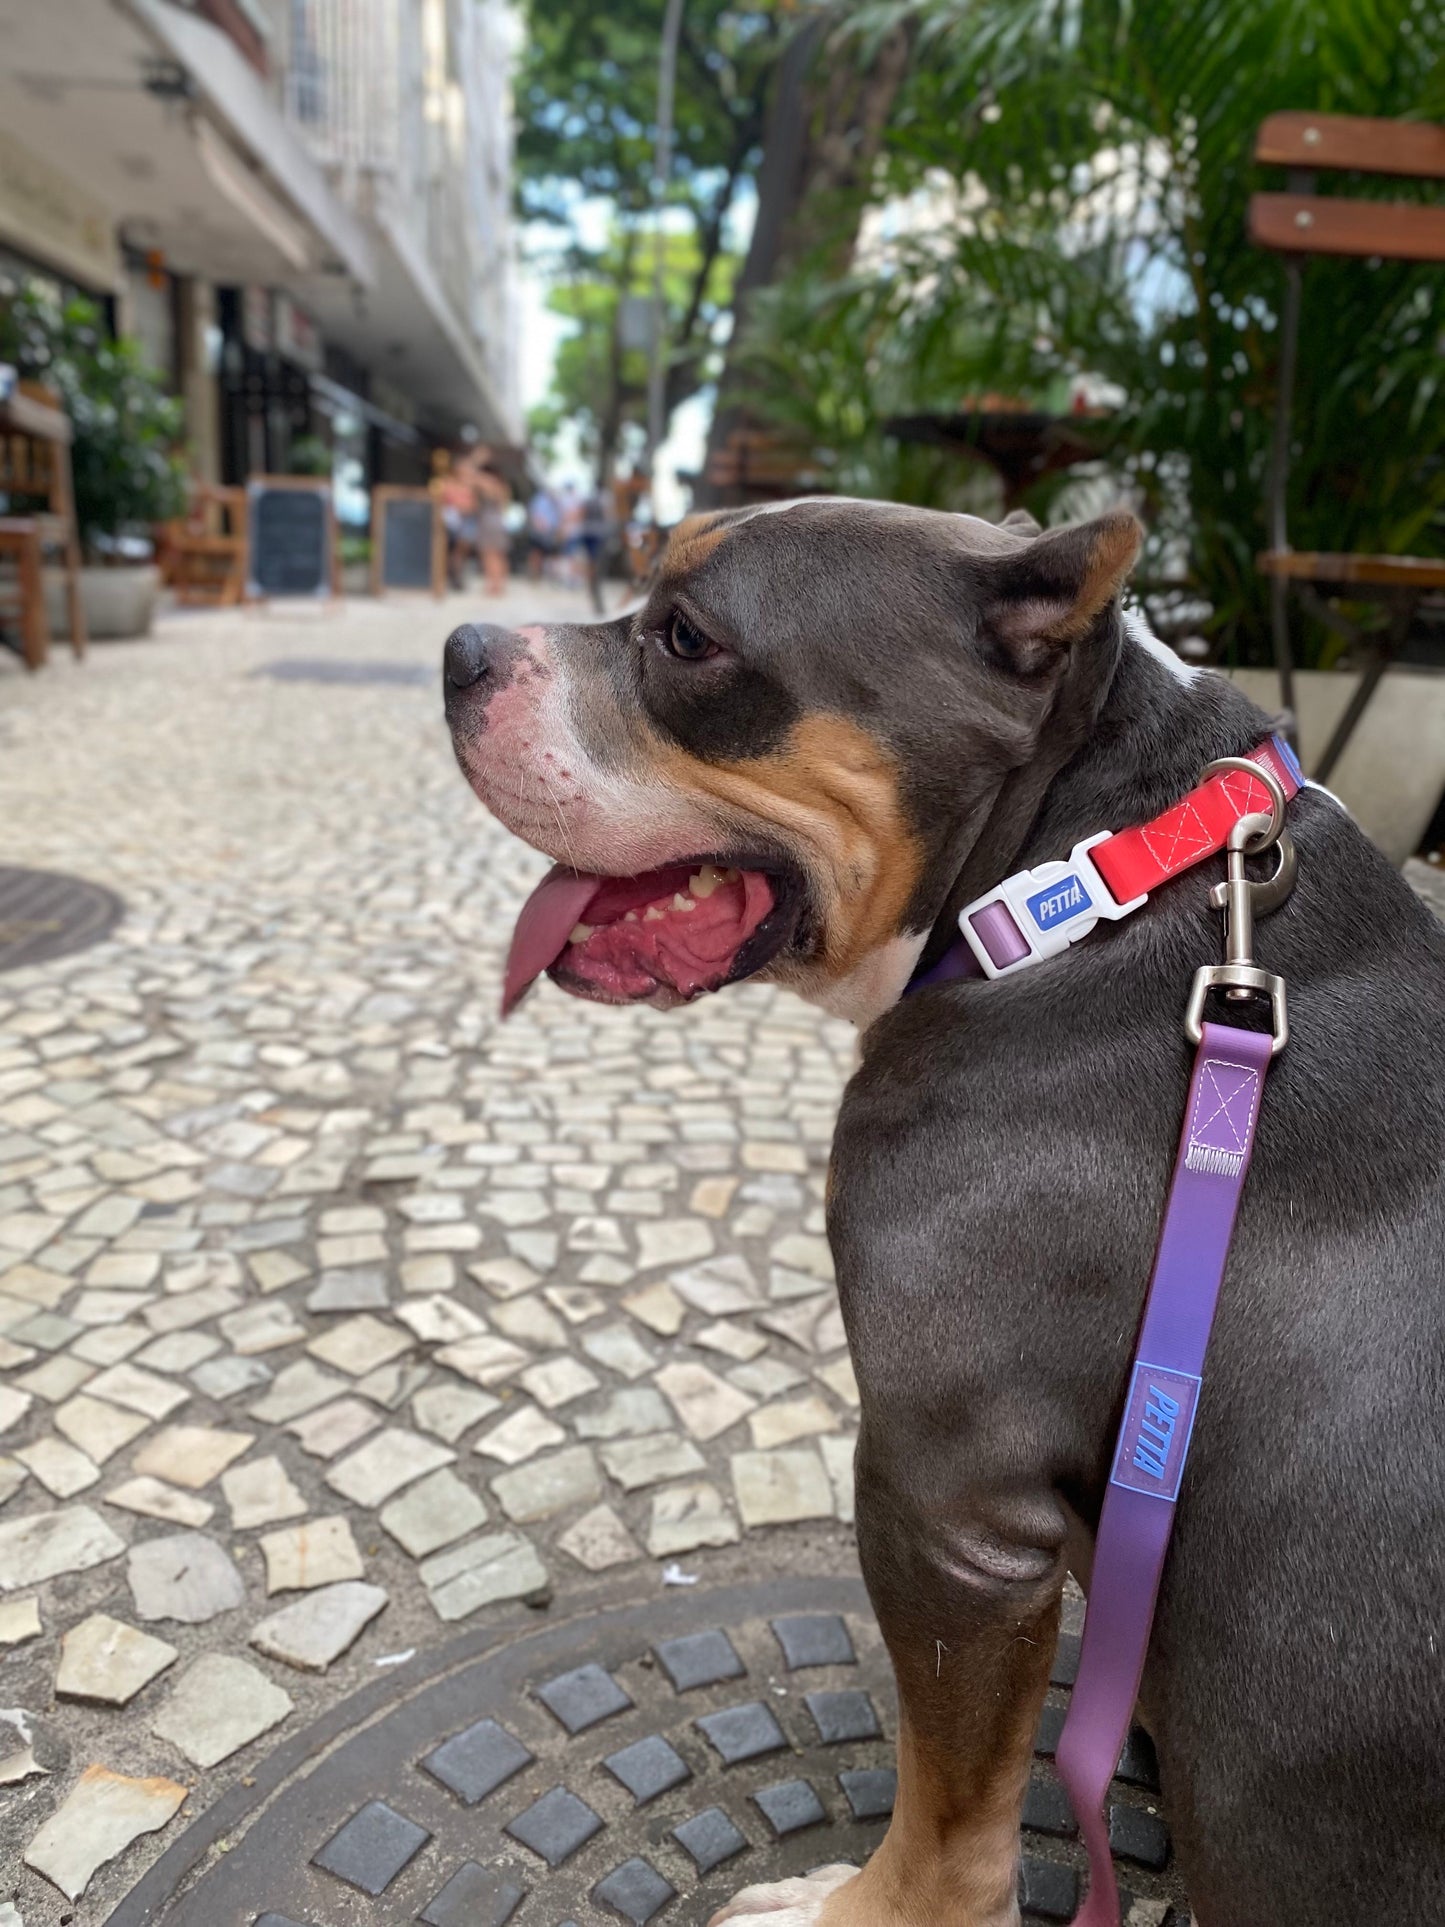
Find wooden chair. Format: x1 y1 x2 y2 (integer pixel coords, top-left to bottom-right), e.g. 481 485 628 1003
0 382 86 657
702 426 831 503
0 518 48 670
1250 112 1445 780
160 484 249 606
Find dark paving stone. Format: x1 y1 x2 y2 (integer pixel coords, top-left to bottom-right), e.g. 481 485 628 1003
695 1700 788 1766
1019 1854 1079 1921
535 1663 632 1734
672 1806 748 1874
0 866 124 973
654 1628 745 1692
591 1856 677 1924
770 1614 855 1670
805 1690 881 1745
312 1800 430 1896
752 1778 827 1839
838 1767 896 1821
1033 1701 1068 1757
419 1861 527 1926
1022 1778 1077 1838
421 1717 533 1806
1116 1726 1162 1792
1109 1802 1171 1870
603 1734 691 1806
1050 1631 1081 1687
505 1787 604 1868
103 1580 1192 1927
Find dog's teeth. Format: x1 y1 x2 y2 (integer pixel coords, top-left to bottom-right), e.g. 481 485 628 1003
671 893 695 912
568 923 594 945
623 910 639 923
643 905 666 923
688 865 722 898
719 866 740 884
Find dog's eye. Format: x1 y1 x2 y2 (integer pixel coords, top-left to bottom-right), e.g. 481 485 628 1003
664 611 718 661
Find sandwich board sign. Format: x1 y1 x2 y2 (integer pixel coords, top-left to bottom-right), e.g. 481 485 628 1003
246 476 335 600
372 486 443 596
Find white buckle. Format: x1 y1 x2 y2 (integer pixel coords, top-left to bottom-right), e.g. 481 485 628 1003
959 831 1148 979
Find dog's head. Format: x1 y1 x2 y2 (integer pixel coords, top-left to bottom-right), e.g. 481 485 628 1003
444 500 1142 1023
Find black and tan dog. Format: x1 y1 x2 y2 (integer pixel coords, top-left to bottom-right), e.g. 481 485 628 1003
443 501 1445 1927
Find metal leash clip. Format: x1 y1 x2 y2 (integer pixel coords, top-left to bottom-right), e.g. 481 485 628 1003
1184 756 1297 1056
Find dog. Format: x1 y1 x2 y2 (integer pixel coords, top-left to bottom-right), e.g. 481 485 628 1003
443 500 1445 1926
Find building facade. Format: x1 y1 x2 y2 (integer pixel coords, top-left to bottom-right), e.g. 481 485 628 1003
0 0 521 513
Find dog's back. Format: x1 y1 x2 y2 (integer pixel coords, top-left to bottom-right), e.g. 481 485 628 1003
835 695 1445 1926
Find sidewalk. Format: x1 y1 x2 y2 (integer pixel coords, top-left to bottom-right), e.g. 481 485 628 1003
0 585 859 1924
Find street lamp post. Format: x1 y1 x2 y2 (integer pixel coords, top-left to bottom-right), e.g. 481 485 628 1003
647 0 686 519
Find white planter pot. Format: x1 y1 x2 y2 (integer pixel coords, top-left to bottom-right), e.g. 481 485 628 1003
43 564 160 642
1217 666 1445 866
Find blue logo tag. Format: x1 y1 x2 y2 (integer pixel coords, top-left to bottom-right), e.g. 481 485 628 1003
1109 1362 1201 1503
1026 873 1093 932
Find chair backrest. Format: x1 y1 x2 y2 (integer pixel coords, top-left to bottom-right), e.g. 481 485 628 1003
1250 112 1445 263
0 429 61 508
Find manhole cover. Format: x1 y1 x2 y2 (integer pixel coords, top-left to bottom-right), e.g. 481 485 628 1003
0 865 123 972
254 660 434 687
104 1577 1188 1927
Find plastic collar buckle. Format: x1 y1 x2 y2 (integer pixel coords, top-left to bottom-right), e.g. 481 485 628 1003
958 831 1148 979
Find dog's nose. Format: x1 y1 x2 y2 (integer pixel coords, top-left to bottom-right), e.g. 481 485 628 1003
443 622 493 691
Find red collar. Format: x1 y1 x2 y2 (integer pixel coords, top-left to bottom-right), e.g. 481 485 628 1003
909 734 1303 989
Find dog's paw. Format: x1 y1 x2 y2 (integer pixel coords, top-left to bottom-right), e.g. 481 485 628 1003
706 1864 859 1925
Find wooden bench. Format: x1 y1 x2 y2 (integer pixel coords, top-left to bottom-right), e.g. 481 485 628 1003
1250 111 1445 780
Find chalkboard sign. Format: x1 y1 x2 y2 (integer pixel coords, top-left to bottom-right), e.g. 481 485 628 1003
246 478 334 600
371 487 443 596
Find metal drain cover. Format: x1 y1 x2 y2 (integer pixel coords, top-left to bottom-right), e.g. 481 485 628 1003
254 660 434 686
103 1577 1188 1926
0 865 123 972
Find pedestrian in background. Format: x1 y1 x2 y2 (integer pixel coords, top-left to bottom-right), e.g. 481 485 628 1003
433 448 479 591
472 447 511 598
527 485 561 580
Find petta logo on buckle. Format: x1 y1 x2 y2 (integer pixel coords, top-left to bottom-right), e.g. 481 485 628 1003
1026 872 1094 932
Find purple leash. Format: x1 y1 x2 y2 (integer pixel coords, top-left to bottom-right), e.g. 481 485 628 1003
901 747 1297 1925
1055 1020 1276 1924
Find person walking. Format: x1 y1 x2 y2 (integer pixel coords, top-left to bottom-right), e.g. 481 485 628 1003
471 449 511 598
433 449 479 591
577 488 611 613
527 486 561 580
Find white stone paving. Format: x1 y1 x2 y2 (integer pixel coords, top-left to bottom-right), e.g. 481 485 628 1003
0 584 861 1918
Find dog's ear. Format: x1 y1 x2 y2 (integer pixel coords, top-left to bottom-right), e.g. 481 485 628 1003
980 510 1143 673
998 507 1042 536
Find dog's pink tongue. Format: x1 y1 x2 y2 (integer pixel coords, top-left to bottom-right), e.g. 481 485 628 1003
503 868 601 1016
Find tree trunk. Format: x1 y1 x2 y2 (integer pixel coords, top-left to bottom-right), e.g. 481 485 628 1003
594 228 640 491
694 10 910 508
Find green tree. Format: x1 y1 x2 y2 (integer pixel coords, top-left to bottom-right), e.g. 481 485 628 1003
530 223 737 483
516 0 786 480
741 0 1445 658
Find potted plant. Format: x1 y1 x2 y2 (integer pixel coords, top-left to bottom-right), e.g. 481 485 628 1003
0 285 187 639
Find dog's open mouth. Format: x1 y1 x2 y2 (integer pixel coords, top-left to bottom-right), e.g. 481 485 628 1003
504 860 799 1013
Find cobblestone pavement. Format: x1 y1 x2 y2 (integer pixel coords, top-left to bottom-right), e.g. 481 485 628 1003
0 586 861 1925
